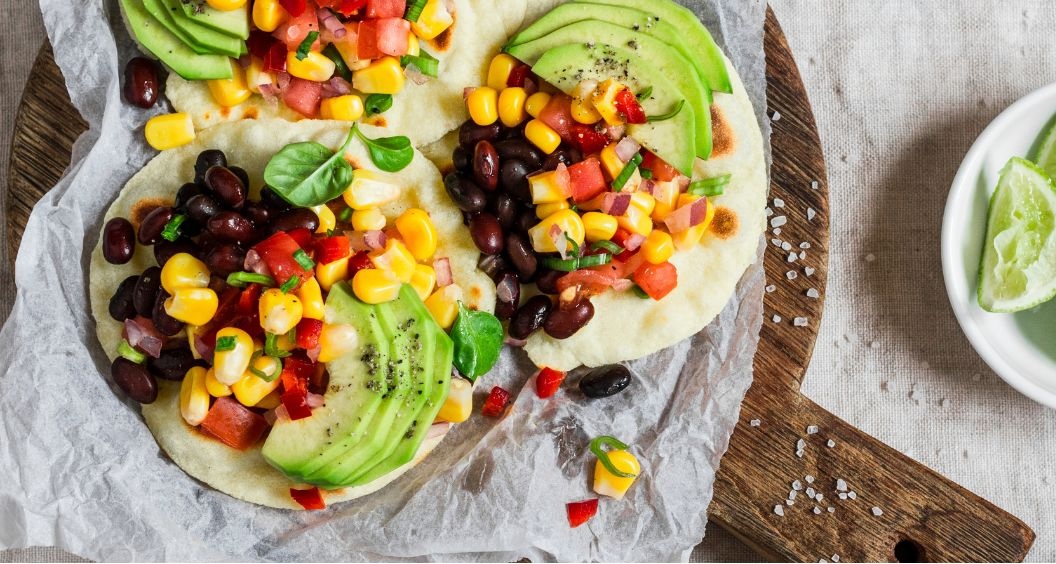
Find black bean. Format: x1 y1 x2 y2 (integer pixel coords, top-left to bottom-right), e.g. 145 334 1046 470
444 173 487 213
494 192 519 231
122 57 160 109
452 145 470 172
205 244 247 277
109 275 140 321
472 140 500 191
147 348 200 381
111 358 158 403
242 201 270 227
534 269 563 295
509 295 553 340
229 166 250 190
137 206 173 246
517 208 539 234
544 299 594 339
205 166 246 209
207 211 257 244
133 266 162 317
174 182 204 211
152 290 184 336
185 193 222 224
269 208 320 234
260 186 292 212
459 120 502 149
477 253 509 281
102 217 136 264
500 159 532 202
542 147 582 171
494 272 520 321
469 213 504 255
495 139 544 170
154 238 199 267
194 150 227 185
579 365 632 398
505 231 538 279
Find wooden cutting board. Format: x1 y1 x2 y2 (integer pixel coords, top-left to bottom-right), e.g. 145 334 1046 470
5 7 1035 562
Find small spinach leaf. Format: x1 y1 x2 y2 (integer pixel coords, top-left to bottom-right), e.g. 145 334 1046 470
263 127 357 207
354 126 414 172
450 302 503 381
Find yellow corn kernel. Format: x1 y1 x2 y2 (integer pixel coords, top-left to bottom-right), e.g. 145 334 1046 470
536 200 570 220
206 0 246 10
286 50 336 82
186 325 202 359
592 79 626 126
205 368 232 398
333 40 360 72
160 252 210 295
424 284 462 329
650 179 681 222
370 239 416 282
524 118 562 154
212 327 255 385
467 87 499 126
311 204 336 234
352 208 387 231
436 376 472 423
498 87 529 128
617 203 654 237
352 56 405 94
320 94 365 122
395 208 438 260
641 230 674 264
409 263 436 301
529 168 571 204
295 276 325 320
144 113 195 151
672 197 716 251
256 391 282 410
232 357 282 406
487 54 519 90
269 331 297 355
343 169 401 210
528 209 586 253
258 288 304 335
406 33 421 57
180 366 211 426
599 143 625 179
582 212 619 242
317 323 359 363
410 0 454 40
525 92 551 118
244 58 275 94
164 287 219 326
352 269 402 304
207 58 252 107
315 256 349 292
593 449 640 499
252 0 286 31
571 80 602 124
629 191 656 216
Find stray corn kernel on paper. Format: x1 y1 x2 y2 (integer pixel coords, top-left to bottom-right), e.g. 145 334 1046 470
0 0 769 562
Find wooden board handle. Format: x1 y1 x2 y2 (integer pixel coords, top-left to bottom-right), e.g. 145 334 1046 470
711 395 1035 562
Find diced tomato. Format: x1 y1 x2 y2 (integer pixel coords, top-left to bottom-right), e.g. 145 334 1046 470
632 261 678 300
556 268 620 297
566 499 599 528
569 123 608 155
253 232 312 287
287 228 313 249
290 487 327 510
614 89 647 125
356 20 384 60
507 63 531 88
314 235 351 264
640 151 679 182
347 251 374 277
366 0 406 18
274 9 319 49
282 77 323 118
278 0 308 16
318 0 367 16
281 355 315 394
539 94 575 142
199 397 269 450
281 389 314 420
567 158 608 203
296 318 324 350
237 284 263 316
481 386 511 417
374 18 411 56
535 367 566 399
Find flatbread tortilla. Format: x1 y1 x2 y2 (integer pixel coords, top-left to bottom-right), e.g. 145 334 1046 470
89 119 495 509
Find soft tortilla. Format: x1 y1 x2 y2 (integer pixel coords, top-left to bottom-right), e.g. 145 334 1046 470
164 0 508 148
523 56 767 371
89 119 495 509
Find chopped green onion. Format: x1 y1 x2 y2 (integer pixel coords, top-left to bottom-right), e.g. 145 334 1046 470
631 284 651 299
591 240 624 255
640 168 653 180
117 340 147 364
612 153 644 192
540 252 611 272
215 336 237 352
688 174 732 197
322 43 352 81
160 214 187 242
400 50 439 78
404 0 428 22
293 249 315 270
226 272 275 288
265 332 292 358
565 233 582 258
296 31 319 61
326 228 336 237
636 86 653 100
647 100 686 123
250 358 283 382
589 435 638 478
287 325 297 345
576 254 612 268
337 207 353 222
280 275 300 294
365 93 394 116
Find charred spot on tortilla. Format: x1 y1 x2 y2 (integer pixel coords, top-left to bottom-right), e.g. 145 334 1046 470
430 14 456 52
243 107 259 120
220 106 231 118
708 206 739 240
710 105 736 159
131 197 171 228
365 115 387 128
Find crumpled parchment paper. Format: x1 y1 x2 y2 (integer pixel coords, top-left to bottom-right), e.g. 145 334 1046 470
0 0 769 560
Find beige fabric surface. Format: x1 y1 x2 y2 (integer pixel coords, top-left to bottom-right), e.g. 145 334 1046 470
4 1 1056 562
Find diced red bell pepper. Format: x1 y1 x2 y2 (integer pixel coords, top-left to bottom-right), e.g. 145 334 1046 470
366 0 407 18
281 389 314 420
535 367 566 399
199 397 270 450
614 89 647 125
287 228 313 249
640 151 679 182
539 94 575 142
632 261 678 300
481 386 511 417
566 499 599 528
347 251 374 278
569 123 608 155
237 283 263 316
337 0 368 16
314 235 351 264
296 318 324 350
611 228 637 262
507 63 532 88
290 487 327 510
246 30 277 60
282 77 323 118
253 231 312 288
279 0 308 16
568 158 608 203
281 355 315 394
356 20 385 60
374 17 411 56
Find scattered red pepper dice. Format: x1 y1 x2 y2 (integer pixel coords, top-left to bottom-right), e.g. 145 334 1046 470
314 235 351 265
347 251 375 277
290 486 326 510
506 63 532 88
481 386 511 417
278 0 308 16
535 367 566 399
296 318 324 350
614 89 647 125
280 389 313 420
566 499 599 528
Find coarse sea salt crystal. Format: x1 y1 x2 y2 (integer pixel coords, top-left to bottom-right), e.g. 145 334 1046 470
807 207 817 220
805 475 815 484
794 317 809 327
813 506 822 515
792 480 803 491
871 506 883 516
766 284 776 293
838 493 848 500
832 554 840 562
836 478 848 491
787 271 798 280
786 499 795 506
799 250 807 260
773 228 782 235
788 253 798 263
848 491 857 500
805 266 816 276
807 288 820 299
800 242 811 249
828 507 835 514
806 487 816 498
789 490 798 500
811 180 819 190
766 207 774 217
771 215 788 228
827 439 836 448
806 425 819 434
774 505 785 516
782 242 793 251
773 198 785 208
750 418 761 427
773 315 782 323
771 110 782 122
816 493 824 501
772 238 783 247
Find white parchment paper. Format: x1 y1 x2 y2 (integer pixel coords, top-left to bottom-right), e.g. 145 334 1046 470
0 0 769 560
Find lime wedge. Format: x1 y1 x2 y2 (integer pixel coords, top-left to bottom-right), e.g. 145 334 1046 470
978 157 1056 312
1030 115 1056 179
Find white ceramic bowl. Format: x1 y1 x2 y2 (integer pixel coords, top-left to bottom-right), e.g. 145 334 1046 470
942 83 1056 410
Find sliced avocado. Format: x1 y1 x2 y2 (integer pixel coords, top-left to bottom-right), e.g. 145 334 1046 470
506 20 712 159
119 0 232 80
141 0 213 55
261 282 389 482
532 43 697 175
158 0 246 58
178 0 250 39
573 0 731 94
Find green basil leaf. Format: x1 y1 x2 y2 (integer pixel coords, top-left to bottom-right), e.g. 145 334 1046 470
354 126 414 172
450 302 503 381
263 128 357 207
296 31 319 61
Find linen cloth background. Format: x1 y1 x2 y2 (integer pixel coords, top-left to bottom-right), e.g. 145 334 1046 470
3 1 1056 561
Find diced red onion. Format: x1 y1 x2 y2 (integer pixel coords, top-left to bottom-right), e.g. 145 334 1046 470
405 65 431 85
639 179 657 196
238 54 252 70
193 332 213 363
612 278 635 292
273 405 291 422
427 422 452 440
604 123 627 141
244 249 270 276
317 8 345 36
124 317 163 359
264 409 277 426
434 257 453 287
259 83 281 102
306 345 321 363
555 162 571 195
624 233 646 251
463 87 477 100
600 193 632 216
345 230 370 252
364 230 387 251
664 197 709 233
442 0 455 14
614 137 641 161
329 76 352 95
504 335 527 347
306 392 325 408
523 75 539 95
676 174 691 190
549 224 570 259
277 71 291 91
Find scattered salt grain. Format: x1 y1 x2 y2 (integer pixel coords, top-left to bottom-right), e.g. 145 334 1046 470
773 315 782 323
828 507 835 514
792 480 803 491
782 242 793 251
799 250 807 260
847 491 857 500
832 554 840 562
750 418 761 427
788 490 798 500
771 215 788 228
786 499 795 506
787 271 798 280
773 197 785 208
838 493 848 500
765 284 776 293
805 475 815 484
971 373 982 382
800 242 811 249
794 317 809 327
771 110 782 122
827 439 836 448
816 493 824 501
788 253 798 263
813 506 822 515
766 207 774 217
807 288 820 299
772 238 783 247
773 228 782 235
836 478 848 492
804 266 816 276
774 505 785 516
806 425 819 435
811 180 819 190
871 506 883 516
865 253 876 262
806 487 816 498
807 207 817 221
